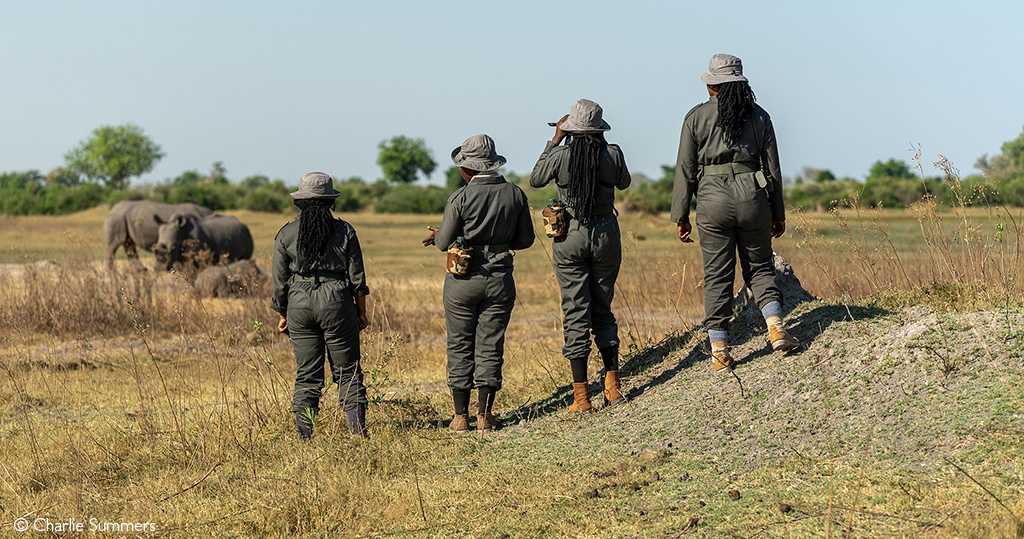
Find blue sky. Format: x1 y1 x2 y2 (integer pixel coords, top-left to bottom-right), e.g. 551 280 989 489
3 0 1023 187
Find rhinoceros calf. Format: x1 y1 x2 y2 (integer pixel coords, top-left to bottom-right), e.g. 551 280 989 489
104 200 213 269
153 213 254 272
193 259 265 298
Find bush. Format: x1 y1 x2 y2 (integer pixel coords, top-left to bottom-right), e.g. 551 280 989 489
374 184 448 214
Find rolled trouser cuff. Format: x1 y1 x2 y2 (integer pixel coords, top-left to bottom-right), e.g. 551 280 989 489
760 300 783 319
708 329 729 342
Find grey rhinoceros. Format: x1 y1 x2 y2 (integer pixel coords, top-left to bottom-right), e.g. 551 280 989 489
104 200 213 269
153 212 254 272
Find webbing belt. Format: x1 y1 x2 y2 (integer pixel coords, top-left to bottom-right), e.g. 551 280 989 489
701 162 760 176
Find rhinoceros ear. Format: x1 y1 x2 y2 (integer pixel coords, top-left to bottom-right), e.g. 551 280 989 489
154 214 165 225
175 214 186 228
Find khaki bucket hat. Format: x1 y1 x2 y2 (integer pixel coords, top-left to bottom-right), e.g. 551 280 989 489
700 53 748 85
290 172 341 199
450 134 506 172
554 98 611 133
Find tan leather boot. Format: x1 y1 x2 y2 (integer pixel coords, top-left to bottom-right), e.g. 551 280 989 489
448 414 470 432
712 350 734 372
567 382 594 414
476 413 502 432
603 371 625 407
769 326 800 352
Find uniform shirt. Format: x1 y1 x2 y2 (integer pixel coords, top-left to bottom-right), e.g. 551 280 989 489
270 217 369 314
671 97 786 223
529 140 631 209
436 171 535 270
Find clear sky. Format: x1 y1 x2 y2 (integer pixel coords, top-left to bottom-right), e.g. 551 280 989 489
3 0 1023 187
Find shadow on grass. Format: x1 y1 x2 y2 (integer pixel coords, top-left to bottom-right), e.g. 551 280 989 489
498 326 704 425
730 301 894 368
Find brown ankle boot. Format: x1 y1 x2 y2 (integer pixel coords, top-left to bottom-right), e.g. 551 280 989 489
448 414 470 432
476 413 502 432
567 382 594 414
603 371 625 407
712 350 734 372
769 325 800 352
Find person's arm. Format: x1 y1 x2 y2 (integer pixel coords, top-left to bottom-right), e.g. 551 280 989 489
670 118 699 233
269 227 292 321
510 190 536 250
530 115 569 189
611 145 631 190
355 295 368 330
346 226 371 306
435 194 464 251
761 114 786 226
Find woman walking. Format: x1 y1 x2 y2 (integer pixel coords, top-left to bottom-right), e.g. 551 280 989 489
671 54 800 373
424 134 535 432
271 172 370 440
531 99 631 414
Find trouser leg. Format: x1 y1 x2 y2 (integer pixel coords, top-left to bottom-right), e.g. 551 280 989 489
472 271 515 390
444 275 482 392
697 221 738 333
589 217 622 350
290 325 326 414
553 236 594 360
735 203 781 311
323 301 366 413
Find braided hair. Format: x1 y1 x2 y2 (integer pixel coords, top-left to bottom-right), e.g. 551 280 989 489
294 198 337 273
564 133 607 224
713 81 757 147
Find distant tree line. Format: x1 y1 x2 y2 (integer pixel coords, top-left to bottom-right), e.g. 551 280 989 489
4 125 1024 216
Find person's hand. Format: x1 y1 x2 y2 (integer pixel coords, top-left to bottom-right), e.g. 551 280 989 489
278 313 289 336
772 220 786 238
422 226 439 247
677 222 694 243
552 114 569 145
357 312 369 331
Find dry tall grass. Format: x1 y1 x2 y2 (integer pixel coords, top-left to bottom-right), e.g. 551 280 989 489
1 178 1022 536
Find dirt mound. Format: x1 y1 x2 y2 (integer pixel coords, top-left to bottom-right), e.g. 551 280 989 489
502 297 1024 470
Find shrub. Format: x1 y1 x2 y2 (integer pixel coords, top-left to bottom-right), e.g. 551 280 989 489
374 184 448 214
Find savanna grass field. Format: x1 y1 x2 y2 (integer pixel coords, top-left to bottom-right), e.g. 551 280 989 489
1 191 1023 537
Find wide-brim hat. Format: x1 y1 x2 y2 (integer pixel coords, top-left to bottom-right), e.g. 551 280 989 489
700 53 748 85
451 134 506 172
558 98 611 133
291 171 341 199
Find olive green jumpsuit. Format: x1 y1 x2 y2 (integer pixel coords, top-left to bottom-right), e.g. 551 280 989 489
436 171 535 394
670 97 785 333
270 218 369 419
530 140 631 361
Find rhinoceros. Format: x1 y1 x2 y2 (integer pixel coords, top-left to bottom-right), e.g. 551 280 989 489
104 200 213 269
153 212 254 272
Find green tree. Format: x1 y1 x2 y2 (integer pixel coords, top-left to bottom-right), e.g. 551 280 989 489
815 169 836 183
64 123 164 190
45 167 81 186
376 135 437 184
867 158 914 180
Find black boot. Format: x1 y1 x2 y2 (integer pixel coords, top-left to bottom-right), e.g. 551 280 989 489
296 410 315 441
346 404 367 439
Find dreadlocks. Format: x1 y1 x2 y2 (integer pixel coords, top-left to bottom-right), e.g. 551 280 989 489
294 198 337 274
713 81 757 147
565 134 607 224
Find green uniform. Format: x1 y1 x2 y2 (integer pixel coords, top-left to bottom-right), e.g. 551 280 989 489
530 140 631 359
271 218 369 414
436 171 535 392
671 97 785 332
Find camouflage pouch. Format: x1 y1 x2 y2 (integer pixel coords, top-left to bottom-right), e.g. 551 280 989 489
446 243 472 275
542 200 568 238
